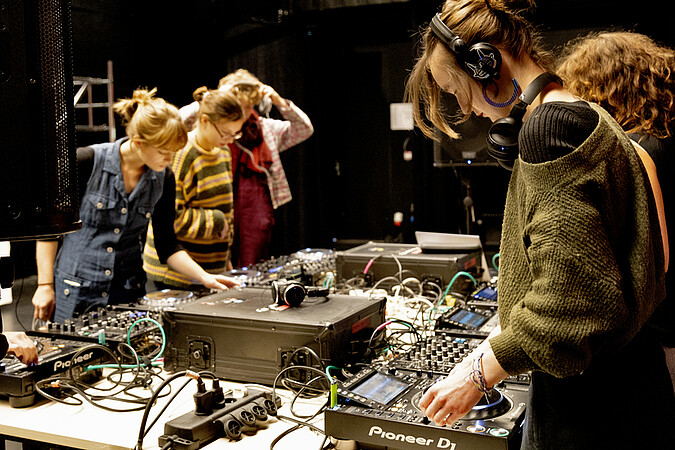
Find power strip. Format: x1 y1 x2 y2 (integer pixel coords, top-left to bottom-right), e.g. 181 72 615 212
159 388 281 449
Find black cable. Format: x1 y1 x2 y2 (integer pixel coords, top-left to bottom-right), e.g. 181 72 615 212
13 277 29 332
271 398 329 450
135 370 194 450
287 375 327 417
135 370 216 450
142 378 193 439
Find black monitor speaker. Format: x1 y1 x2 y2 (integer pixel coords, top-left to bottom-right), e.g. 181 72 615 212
0 0 81 241
432 92 496 167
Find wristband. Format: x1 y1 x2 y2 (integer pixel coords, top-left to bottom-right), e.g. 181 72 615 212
469 353 491 394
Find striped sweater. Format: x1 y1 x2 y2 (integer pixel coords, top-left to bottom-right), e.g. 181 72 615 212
180 100 314 208
143 133 234 287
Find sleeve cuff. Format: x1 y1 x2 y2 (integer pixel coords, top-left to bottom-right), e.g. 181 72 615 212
0 334 9 359
489 327 538 375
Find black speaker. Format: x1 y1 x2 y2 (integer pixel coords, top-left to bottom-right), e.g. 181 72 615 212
0 0 81 241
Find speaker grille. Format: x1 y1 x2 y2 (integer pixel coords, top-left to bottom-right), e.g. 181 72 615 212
38 0 77 214
0 0 80 240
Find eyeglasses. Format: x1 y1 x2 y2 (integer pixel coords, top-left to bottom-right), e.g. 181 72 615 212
209 120 243 140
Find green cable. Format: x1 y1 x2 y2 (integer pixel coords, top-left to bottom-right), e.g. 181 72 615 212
85 316 166 371
325 365 340 383
126 317 166 362
442 271 478 299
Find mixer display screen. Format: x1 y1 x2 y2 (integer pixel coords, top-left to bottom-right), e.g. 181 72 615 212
448 308 488 328
351 372 410 405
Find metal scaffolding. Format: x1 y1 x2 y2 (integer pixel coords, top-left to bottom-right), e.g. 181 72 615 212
73 60 115 142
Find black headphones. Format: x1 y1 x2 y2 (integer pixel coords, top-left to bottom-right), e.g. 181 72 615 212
271 281 329 307
430 13 502 81
486 72 563 170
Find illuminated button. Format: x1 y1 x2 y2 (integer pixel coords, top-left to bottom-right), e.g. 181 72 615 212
489 428 509 437
121 207 128 214
467 425 486 433
106 247 113 253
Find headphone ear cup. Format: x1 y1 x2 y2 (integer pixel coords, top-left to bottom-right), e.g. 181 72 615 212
276 282 306 307
464 43 502 80
271 280 280 303
487 116 520 169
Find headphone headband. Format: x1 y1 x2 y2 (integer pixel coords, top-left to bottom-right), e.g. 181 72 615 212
430 13 467 55
486 72 563 170
509 72 563 120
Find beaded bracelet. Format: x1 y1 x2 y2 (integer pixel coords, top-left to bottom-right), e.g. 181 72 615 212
469 353 490 394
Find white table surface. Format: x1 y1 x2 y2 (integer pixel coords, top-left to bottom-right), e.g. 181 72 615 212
0 375 334 450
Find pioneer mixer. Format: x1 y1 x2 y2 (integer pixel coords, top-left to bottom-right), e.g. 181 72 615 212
324 333 528 450
0 336 108 407
28 306 164 367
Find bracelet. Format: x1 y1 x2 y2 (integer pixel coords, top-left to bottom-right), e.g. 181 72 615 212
469 353 491 394
37 282 54 286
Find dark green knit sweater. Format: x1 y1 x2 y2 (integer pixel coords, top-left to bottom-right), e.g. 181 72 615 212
490 102 666 377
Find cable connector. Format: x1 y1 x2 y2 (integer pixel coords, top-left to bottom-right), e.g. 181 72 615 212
330 382 338 408
209 378 226 409
193 378 213 416
157 434 199 450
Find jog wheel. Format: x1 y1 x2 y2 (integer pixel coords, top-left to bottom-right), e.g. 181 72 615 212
411 388 511 420
140 289 194 307
463 388 511 420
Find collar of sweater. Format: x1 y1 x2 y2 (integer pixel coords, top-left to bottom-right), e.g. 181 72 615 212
513 103 635 192
188 131 222 157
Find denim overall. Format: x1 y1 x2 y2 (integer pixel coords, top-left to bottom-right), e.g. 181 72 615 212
54 138 164 322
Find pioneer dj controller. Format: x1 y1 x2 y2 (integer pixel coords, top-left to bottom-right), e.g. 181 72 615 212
0 336 108 407
324 333 528 450
226 248 336 287
31 306 162 347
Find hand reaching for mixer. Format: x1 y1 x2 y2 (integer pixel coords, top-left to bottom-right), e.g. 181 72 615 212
418 338 508 426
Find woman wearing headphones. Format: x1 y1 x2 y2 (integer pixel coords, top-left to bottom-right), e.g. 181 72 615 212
405 1 674 448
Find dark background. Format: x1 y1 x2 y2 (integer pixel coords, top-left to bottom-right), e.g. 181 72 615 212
10 0 674 278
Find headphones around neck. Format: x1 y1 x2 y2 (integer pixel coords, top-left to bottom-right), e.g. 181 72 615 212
271 280 329 307
485 72 563 170
430 13 502 81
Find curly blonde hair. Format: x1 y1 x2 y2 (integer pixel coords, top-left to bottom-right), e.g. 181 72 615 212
113 88 187 151
218 69 263 108
404 0 552 140
557 31 675 139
